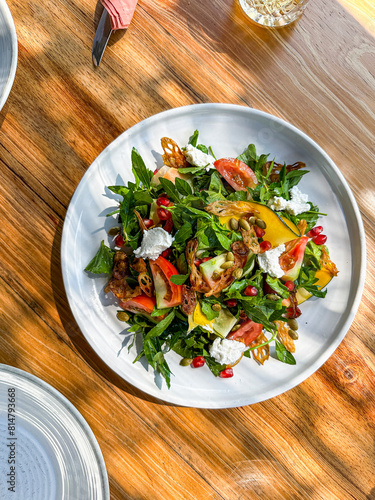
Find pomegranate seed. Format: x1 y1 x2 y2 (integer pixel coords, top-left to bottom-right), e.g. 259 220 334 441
308 226 323 238
153 168 159 175
156 196 171 207
157 208 172 220
114 234 124 247
286 307 302 318
202 257 212 262
163 218 174 233
219 368 234 378
194 258 202 266
254 226 265 238
284 281 295 291
225 299 238 308
313 234 327 245
143 218 154 228
244 286 258 297
161 248 172 258
191 356 205 368
260 240 272 253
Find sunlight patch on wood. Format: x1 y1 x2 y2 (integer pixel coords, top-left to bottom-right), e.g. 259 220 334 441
336 0 375 35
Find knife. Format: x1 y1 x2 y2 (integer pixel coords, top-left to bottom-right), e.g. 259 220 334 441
92 8 113 67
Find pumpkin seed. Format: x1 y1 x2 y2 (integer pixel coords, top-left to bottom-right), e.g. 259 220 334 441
212 303 222 312
231 324 241 332
256 218 267 229
239 218 251 231
180 358 193 366
226 251 235 262
108 226 121 236
232 268 243 279
249 216 257 225
288 329 299 340
212 270 222 281
117 311 130 322
230 218 239 231
287 318 299 330
221 261 234 270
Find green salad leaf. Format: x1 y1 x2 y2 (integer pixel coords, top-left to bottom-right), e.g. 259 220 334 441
85 241 115 274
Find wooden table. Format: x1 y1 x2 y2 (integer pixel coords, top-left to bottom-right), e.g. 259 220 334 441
1 0 374 498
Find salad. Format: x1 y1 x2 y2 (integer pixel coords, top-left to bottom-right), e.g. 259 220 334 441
85 131 338 388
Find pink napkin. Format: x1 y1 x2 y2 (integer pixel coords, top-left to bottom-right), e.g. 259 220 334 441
100 0 138 30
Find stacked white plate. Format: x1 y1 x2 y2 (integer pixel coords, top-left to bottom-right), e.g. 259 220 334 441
0 365 110 499
0 0 17 111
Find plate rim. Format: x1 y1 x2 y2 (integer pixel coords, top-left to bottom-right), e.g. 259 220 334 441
0 0 18 111
61 103 367 408
0 363 110 499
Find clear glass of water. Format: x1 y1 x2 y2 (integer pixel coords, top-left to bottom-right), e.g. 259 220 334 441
239 0 310 27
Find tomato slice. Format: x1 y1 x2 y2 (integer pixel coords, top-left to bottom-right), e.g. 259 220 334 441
149 256 182 309
214 158 258 191
227 319 263 346
120 294 156 315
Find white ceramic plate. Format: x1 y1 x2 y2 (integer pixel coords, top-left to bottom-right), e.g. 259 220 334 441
0 364 110 499
0 0 17 111
61 104 366 408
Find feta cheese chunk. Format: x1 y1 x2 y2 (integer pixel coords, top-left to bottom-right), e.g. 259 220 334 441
257 244 285 279
209 338 247 366
268 186 310 216
184 144 215 171
134 227 174 260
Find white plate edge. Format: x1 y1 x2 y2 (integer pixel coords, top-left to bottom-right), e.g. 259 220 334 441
0 0 18 111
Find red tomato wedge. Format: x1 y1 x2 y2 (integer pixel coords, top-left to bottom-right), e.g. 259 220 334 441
120 295 156 315
227 319 263 346
149 256 182 309
214 158 258 191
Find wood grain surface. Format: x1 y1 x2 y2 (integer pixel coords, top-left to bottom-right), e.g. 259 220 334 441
1 0 374 498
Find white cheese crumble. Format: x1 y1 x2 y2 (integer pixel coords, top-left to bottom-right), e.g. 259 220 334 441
134 227 174 261
184 144 215 171
268 186 310 216
257 244 285 279
209 338 247 366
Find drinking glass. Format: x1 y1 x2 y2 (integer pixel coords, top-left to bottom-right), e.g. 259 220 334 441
239 0 310 27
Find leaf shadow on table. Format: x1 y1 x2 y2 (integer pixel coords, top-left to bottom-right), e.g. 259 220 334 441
50 221 176 407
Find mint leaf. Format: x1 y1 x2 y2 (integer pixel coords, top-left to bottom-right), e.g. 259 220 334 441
170 274 189 285
197 144 208 154
275 340 296 365
265 276 290 299
107 185 129 196
201 300 220 320
131 148 152 188
173 223 193 250
209 171 228 195
85 241 115 274
206 357 226 377
134 191 153 206
189 130 199 146
304 240 323 270
175 177 192 196
178 165 206 174
151 307 172 317
145 311 175 340
158 177 180 202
